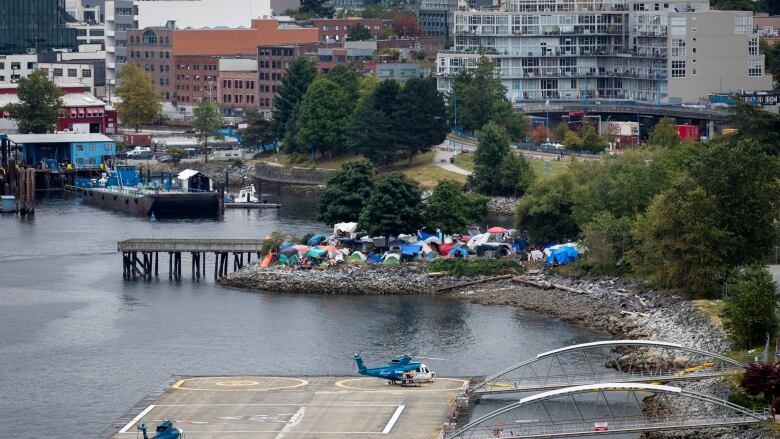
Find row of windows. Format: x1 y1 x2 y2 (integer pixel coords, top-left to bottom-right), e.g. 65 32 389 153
0 61 35 70
320 24 380 31
259 48 295 57
175 74 217 81
38 67 92 78
176 64 218 71
258 60 291 69
130 32 170 45
129 51 170 59
223 80 256 90
222 94 256 104
74 144 113 152
143 64 170 73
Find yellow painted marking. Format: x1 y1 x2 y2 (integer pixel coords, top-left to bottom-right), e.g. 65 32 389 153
334 377 468 392
173 377 309 392
216 380 261 387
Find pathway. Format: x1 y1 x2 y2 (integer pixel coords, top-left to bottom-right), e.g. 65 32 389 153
433 146 472 176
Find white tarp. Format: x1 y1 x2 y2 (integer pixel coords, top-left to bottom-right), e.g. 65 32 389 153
333 222 358 238
467 233 491 248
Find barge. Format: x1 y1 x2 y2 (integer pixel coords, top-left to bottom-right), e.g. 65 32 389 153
66 166 222 217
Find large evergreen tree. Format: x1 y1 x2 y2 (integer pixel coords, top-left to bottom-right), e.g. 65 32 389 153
359 173 423 236
424 180 488 233
348 80 400 167
295 77 352 158
395 78 448 163
317 159 375 225
115 64 161 132
450 56 511 134
240 109 272 149
272 58 316 150
5 70 63 134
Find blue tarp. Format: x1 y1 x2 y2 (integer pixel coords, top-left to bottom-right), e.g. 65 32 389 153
448 247 469 257
279 241 294 249
417 230 437 241
512 239 529 252
546 246 580 265
306 247 328 259
307 234 326 246
401 244 423 256
366 253 383 263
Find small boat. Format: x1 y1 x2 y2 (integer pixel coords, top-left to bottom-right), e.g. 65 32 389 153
232 184 259 204
225 184 281 209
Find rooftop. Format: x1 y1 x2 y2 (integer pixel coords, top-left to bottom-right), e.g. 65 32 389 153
0 92 106 108
8 133 114 144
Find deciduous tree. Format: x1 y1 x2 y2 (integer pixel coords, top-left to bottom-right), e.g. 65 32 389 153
359 173 423 236
348 23 372 40
295 77 352 159
115 64 161 132
192 99 226 162
515 173 579 242
722 265 779 348
317 159 375 225
424 180 488 234
240 109 272 149
647 117 680 149
4 70 64 134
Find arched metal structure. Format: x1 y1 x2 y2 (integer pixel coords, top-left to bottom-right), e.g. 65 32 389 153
470 340 744 395
446 383 767 439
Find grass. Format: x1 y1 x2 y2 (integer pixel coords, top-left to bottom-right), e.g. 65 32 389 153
693 299 724 327
453 151 569 179
428 258 524 276
401 164 467 188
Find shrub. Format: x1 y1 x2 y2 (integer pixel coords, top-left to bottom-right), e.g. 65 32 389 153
722 265 780 348
231 159 244 168
428 259 524 276
288 152 307 165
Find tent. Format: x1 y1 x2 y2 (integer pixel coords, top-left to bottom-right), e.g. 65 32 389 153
530 250 544 261
366 253 383 264
306 247 328 259
401 244 423 256
545 245 580 265
279 254 299 265
439 243 456 256
423 236 441 245
418 230 438 241
467 233 491 248
280 247 298 258
279 241 294 250
487 226 509 234
348 251 367 264
383 253 401 264
334 222 358 238
307 234 327 246
449 246 469 257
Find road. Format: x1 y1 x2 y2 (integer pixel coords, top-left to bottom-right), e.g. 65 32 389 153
433 147 472 176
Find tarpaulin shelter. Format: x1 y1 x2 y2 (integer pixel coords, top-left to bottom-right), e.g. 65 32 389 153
280 247 298 258
366 253 383 264
487 226 508 234
306 247 328 259
279 254 299 265
307 234 327 246
401 244 422 256
439 243 456 256
467 233 491 248
334 222 358 238
449 246 469 257
279 241 294 249
530 250 544 261
545 245 580 265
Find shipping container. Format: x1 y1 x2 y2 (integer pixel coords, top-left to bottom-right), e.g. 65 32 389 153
676 124 700 142
123 133 152 147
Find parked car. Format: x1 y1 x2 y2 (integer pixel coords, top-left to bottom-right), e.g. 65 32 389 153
594 422 609 431
157 155 174 163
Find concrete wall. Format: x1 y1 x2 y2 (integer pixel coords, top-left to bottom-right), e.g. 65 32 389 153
667 11 773 102
255 163 331 185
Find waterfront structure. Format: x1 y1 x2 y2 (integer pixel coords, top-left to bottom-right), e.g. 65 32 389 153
0 84 117 134
7 133 115 169
0 0 78 55
436 0 773 104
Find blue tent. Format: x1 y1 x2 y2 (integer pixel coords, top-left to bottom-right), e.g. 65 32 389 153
448 246 469 257
417 230 437 241
512 239 529 252
401 244 423 256
307 234 327 246
546 246 580 265
366 253 383 264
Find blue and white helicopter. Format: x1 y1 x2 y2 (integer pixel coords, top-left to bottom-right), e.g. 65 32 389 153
354 353 439 385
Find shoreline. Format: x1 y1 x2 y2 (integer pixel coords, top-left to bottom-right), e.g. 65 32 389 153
221 265 773 439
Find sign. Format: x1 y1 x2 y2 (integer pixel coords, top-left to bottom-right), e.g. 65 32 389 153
738 92 780 106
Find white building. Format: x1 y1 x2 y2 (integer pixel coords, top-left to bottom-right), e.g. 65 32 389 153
0 46 107 97
436 0 773 104
136 0 271 29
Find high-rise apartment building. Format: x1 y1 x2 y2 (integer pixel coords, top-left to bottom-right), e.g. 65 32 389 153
0 0 78 55
436 0 772 103
105 0 137 85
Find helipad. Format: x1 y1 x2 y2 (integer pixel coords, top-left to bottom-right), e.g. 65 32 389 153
109 376 466 438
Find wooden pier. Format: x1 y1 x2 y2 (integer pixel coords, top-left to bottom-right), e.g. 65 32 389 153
118 239 264 281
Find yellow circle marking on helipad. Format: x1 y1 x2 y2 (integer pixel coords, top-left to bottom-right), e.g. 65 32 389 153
215 380 261 387
173 377 309 392
335 377 468 392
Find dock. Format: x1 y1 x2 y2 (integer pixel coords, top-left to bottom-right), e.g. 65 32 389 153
224 202 282 209
118 239 264 280
108 375 466 439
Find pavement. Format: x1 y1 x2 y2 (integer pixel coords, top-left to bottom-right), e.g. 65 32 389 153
111 376 466 439
433 147 472 176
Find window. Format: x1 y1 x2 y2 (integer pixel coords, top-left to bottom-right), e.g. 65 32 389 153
53 68 63 77
11 62 20 70
734 15 749 35
671 60 685 77
104 144 113 152
749 38 759 55
27 62 35 69
671 16 686 35
749 58 763 76
89 144 96 151
68 69 78 77
671 39 685 57
75 145 84 152
143 30 157 44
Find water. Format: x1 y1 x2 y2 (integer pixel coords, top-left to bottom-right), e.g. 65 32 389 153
0 194 612 438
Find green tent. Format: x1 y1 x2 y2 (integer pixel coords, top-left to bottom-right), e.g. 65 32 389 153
306 247 328 259
348 251 366 264
383 254 400 265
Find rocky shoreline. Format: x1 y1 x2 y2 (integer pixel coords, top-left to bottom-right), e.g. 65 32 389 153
220 265 773 439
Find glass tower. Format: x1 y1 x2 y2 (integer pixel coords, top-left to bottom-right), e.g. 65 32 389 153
0 0 78 55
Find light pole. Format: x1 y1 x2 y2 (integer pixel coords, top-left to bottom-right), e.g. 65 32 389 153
606 115 612 151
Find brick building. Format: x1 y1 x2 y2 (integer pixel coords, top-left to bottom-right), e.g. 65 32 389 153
127 26 175 100
174 55 220 106
257 44 319 117
310 18 390 43
217 58 258 116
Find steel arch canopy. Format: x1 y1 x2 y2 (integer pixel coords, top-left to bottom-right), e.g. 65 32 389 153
469 340 745 395
447 382 767 439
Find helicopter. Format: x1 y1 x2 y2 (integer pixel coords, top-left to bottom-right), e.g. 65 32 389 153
354 353 437 385
137 420 184 439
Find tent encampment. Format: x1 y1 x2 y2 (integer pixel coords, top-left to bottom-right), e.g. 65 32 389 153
383 253 401 265
306 247 328 259
334 222 358 238
307 234 327 246
348 251 367 263
449 246 469 257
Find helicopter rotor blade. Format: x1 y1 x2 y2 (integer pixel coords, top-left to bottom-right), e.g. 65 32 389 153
410 356 449 361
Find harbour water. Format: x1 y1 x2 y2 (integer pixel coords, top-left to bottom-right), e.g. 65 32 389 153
0 193 613 438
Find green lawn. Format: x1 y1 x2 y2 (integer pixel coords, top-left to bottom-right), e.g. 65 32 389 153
454 151 569 179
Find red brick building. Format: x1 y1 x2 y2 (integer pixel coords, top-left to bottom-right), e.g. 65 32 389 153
217 58 258 116
127 26 175 100
257 44 318 117
173 55 220 106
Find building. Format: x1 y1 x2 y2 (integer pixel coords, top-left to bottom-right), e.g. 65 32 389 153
104 0 137 85
257 43 319 116
270 0 301 15
174 55 220 107
418 0 457 39
0 0 78 55
136 0 270 29
217 58 258 116
0 46 107 96
310 18 391 43
0 55 38 83
173 19 319 57
7 133 116 169
126 24 175 100
370 62 428 82
316 46 374 73
0 84 117 134
436 0 772 104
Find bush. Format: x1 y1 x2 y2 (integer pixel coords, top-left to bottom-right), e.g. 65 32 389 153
727 391 770 410
288 152 307 165
722 265 780 348
231 159 244 168
428 259 524 276
260 232 300 256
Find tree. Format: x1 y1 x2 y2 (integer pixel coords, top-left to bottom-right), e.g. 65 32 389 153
515 173 579 242
240 109 272 149
326 64 360 102
424 180 488 234
722 265 779 348
299 0 333 17
192 99 226 162
580 126 605 153
470 122 510 194
295 77 352 159
563 130 582 149
348 23 372 41
272 58 316 150
358 75 380 97
395 78 448 163
491 100 527 141
647 117 680 149
450 56 508 133
741 363 780 401
496 153 535 197
348 80 399 167
390 11 423 37
317 159 375 225
167 148 184 163
4 70 64 134
553 122 570 143
628 180 730 298
528 125 549 145
359 173 424 236
115 64 161 132
580 212 634 273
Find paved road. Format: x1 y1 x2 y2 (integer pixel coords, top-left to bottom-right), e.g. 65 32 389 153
433 147 472 176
